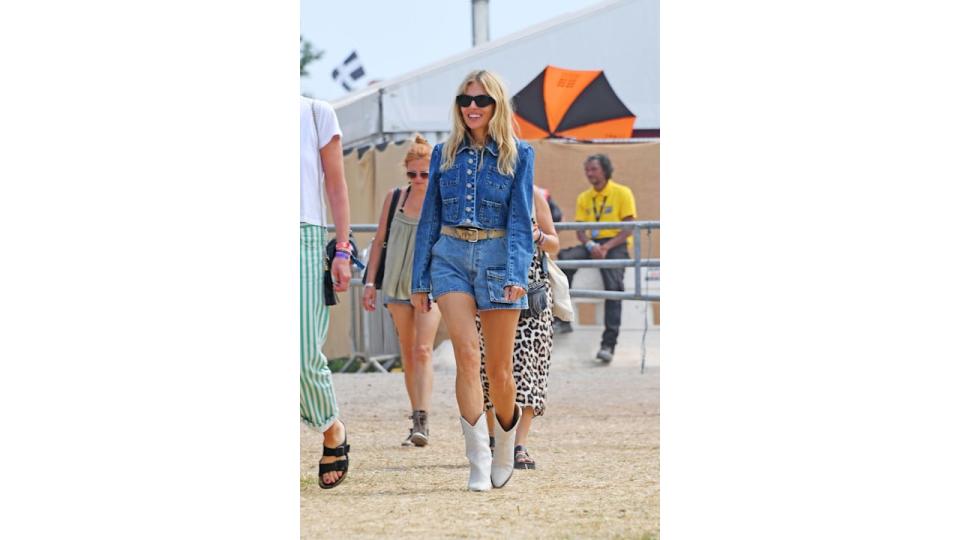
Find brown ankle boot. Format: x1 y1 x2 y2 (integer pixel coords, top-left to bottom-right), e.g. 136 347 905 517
410 410 429 447
402 410 429 447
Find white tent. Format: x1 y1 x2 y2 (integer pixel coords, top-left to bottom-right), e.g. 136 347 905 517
332 0 658 148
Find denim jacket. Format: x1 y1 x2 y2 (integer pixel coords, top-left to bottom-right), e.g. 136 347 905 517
411 138 535 293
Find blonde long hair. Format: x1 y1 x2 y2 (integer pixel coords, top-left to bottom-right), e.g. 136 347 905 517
440 70 519 177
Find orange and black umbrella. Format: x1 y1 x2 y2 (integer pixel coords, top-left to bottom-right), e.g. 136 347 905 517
512 65 636 140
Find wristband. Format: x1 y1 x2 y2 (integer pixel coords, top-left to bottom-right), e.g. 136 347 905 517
536 230 546 245
585 240 598 251
335 241 352 251
333 251 350 260
364 283 375 288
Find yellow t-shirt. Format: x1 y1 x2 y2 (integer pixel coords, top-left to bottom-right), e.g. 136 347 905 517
574 179 638 247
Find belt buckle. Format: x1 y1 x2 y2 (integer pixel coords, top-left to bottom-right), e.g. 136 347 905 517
462 228 480 242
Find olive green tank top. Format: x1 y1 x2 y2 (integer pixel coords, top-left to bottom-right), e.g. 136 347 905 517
381 191 419 300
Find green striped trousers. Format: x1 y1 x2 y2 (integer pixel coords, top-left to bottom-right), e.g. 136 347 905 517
300 223 339 431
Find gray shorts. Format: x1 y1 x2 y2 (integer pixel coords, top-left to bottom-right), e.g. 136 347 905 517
383 295 412 306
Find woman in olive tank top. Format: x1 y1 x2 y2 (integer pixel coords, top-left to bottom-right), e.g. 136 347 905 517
362 134 442 447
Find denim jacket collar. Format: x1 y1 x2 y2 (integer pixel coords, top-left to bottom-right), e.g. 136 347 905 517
456 137 500 157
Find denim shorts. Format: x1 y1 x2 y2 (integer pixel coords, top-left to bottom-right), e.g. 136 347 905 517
429 234 528 311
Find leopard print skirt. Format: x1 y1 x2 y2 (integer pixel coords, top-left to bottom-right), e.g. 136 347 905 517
477 251 555 417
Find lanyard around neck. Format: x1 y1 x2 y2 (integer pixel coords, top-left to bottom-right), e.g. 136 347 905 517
592 195 608 222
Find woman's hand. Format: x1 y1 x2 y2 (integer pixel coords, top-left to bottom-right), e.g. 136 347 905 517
503 285 526 303
411 292 431 313
331 258 351 292
532 222 541 244
362 286 377 312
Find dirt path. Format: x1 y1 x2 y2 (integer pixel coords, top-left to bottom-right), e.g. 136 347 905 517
301 328 659 539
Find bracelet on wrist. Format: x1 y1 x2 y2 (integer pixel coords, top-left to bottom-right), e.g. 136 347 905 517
333 251 350 260
363 283 375 288
335 241 352 250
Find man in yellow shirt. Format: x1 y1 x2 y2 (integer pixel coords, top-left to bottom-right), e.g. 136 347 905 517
557 154 637 364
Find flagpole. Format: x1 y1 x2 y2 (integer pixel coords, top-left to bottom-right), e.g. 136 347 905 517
471 0 489 46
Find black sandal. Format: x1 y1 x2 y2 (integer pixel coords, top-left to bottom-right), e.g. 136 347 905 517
318 432 350 489
514 445 535 470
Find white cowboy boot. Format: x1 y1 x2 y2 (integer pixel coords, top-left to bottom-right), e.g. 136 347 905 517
460 414 493 491
491 404 522 488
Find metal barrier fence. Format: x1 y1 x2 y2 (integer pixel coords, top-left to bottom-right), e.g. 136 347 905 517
327 220 660 372
331 221 660 298
552 221 659 302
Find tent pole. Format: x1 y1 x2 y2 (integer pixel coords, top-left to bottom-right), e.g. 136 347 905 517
377 87 385 144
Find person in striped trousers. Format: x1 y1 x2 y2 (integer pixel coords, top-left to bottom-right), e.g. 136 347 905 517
301 96 352 488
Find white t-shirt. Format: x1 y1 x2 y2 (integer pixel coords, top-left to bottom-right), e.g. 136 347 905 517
300 97 342 225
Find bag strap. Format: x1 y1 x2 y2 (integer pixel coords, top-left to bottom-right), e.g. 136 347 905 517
363 188 402 284
382 188 402 248
397 185 413 213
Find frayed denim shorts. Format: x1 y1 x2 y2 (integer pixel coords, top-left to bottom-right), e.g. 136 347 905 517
429 234 528 311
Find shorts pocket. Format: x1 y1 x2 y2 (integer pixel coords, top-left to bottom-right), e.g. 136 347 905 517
486 267 512 304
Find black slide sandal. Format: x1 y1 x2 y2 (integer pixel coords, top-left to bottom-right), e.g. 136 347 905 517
318 433 350 489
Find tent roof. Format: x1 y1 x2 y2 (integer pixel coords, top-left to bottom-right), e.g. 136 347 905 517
331 0 658 148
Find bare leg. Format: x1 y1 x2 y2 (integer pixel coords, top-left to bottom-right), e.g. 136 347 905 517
478 309 521 429
386 304 420 409
411 301 442 412
515 407 535 447
436 293 483 423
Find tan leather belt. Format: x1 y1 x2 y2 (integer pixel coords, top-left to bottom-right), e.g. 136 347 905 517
441 226 507 242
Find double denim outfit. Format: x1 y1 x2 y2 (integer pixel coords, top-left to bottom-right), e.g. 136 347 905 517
411 139 535 311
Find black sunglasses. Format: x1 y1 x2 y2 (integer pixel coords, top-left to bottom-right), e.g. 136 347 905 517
406 171 429 179
456 94 496 108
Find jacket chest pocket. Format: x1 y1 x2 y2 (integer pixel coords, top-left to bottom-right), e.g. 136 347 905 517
481 169 512 202
483 171 513 194
439 167 461 199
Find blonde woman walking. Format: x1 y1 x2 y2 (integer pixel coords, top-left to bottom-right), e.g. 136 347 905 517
411 70 535 491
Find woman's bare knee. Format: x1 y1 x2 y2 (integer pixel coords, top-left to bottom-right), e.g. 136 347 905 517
451 334 479 358
412 344 433 364
486 362 514 388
